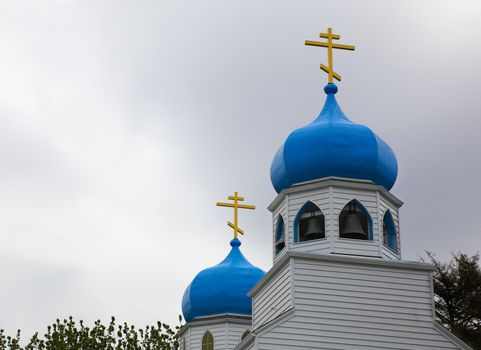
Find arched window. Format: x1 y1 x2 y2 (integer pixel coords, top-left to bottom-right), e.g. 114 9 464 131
339 200 372 240
275 215 285 254
294 201 325 242
202 331 214 350
241 330 251 341
383 210 398 252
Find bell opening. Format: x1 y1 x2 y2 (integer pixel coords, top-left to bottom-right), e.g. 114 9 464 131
275 216 286 255
296 202 325 242
383 210 398 252
339 201 370 241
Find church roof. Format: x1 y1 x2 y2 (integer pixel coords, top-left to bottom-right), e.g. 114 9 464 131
181 238 265 322
270 83 398 193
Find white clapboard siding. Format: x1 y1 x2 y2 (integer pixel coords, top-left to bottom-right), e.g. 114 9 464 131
332 239 381 256
289 239 331 254
183 319 252 350
383 245 400 260
252 260 292 329
188 322 227 350
227 323 250 349
258 318 463 350
181 330 190 350
252 256 464 350
240 343 255 350
273 244 288 264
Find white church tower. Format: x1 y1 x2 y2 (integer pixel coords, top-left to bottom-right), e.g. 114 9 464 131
234 28 473 350
178 27 473 350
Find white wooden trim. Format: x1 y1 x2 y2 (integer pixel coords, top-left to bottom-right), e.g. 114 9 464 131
434 323 474 350
268 177 403 211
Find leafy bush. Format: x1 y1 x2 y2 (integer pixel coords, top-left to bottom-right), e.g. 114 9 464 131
0 316 181 350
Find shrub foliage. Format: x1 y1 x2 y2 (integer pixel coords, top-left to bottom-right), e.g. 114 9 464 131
0 316 180 350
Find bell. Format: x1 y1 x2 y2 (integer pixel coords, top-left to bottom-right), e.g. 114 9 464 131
340 212 368 240
304 216 324 240
276 236 285 251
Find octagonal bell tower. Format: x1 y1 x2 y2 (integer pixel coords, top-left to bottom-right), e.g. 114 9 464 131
269 83 402 264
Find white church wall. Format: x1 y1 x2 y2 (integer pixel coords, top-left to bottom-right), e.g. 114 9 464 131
255 254 465 350
180 329 189 350
179 317 251 350
252 259 292 329
382 244 400 260
250 174 474 348
331 239 380 256
226 323 250 349
257 314 466 350
289 237 331 254
293 257 434 320
188 323 226 349
235 342 255 350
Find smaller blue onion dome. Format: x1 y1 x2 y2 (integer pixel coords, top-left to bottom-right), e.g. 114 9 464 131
270 83 398 193
181 238 265 322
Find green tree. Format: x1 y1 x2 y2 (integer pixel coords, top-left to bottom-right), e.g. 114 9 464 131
0 316 181 350
428 252 481 349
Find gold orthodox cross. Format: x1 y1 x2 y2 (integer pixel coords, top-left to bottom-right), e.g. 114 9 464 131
305 27 355 83
216 192 255 239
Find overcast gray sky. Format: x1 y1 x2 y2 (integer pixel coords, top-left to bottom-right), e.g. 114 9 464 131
1 0 481 337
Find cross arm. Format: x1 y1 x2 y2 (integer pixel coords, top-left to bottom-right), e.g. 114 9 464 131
305 40 355 51
320 64 341 81
320 33 340 40
305 40 328 48
237 204 256 210
216 202 235 208
228 222 244 235
331 43 355 51
228 195 244 201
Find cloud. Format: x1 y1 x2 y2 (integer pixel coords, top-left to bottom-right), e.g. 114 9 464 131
0 251 88 335
0 0 480 336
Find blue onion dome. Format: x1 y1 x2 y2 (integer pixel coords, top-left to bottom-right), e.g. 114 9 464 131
181 238 265 322
270 83 398 193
